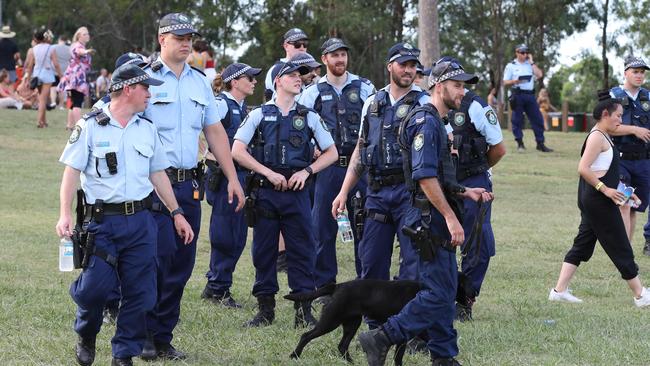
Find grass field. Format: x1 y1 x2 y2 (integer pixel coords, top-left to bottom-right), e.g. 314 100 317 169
1 108 649 366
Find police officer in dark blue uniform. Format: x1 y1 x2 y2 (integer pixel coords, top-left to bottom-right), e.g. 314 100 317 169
357 58 492 366
443 56 506 321
141 13 245 360
56 64 194 366
298 37 375 287
503 44 552 152
332 42 428 282
609 56 650 255
232 57 338 328
201 63 261 308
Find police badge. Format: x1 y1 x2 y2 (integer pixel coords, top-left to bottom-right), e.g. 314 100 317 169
413 133 424 151
396 104 410 118
69 125 82 143
347 91 359 103
454 112 465 126
293 116 305 130
642 101 650 112
486 109 498 125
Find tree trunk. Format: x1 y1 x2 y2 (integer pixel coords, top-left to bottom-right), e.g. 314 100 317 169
602 0 609 89
418 0 440 69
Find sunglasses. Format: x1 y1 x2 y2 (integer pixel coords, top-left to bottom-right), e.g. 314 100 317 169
289 41 309 49
517 51 529 54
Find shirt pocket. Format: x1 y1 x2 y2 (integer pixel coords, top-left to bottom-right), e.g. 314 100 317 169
149 91 176 131
188 93 208 130
133 144 154 176
91 148 118 177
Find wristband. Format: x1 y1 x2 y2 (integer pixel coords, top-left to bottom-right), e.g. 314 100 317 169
304 166 313 176
170 207 185 217
595 182 604 191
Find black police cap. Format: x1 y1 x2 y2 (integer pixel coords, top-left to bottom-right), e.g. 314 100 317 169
221 63 262 83
158 13 200 37
109 64 163 92
428 56 478 88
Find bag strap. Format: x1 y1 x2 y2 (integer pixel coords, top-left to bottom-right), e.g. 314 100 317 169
34 44 52 78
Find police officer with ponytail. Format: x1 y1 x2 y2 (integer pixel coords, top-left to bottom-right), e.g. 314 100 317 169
201 63 262 308
232 56 337 328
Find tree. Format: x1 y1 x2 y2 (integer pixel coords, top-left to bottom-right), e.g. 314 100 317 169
417 0 440 69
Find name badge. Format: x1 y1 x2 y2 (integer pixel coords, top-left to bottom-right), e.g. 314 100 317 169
321 94 333 101
232 109 240 115
264 115 277 121
155 92 168 98
95 141 110 147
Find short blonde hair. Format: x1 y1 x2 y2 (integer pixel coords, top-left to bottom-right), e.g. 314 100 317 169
72 27 88 43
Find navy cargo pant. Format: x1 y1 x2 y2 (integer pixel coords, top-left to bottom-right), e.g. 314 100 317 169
252 187 316 296
382 211 458 358
205 169 248 293
147 179 201 345
70 210 156 358
459 171 495 299
358 184 419 281
511 92 545 143
312 164 366 287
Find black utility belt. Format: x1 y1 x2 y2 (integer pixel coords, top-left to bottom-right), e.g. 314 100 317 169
457 163 489 181
370 173 405 187
84 196 153 221
620 151 650 160
335 155 352 167
253 170 312 189
165 166 199 184
512 89 535 95
205 159 247 172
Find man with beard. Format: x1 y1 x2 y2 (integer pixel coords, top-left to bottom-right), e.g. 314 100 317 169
140 13 245 361
358 57 493 366
299 37 375 289
264 28 309 101
331 42 427 285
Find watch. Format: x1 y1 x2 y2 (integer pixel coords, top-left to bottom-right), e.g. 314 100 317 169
304 166 314 176
170 207 185 217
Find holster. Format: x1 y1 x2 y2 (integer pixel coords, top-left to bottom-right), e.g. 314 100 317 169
244 194 257 228
81 232 95 268
351 192 366 240
73 189 87 269
195 161 206 201
401 225 436 262
205 160 224 192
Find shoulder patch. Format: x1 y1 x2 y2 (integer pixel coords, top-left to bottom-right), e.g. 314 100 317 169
190 66 206 77
413 133 424 151
319 117 329 131
485 109 498 125
69 125 82 144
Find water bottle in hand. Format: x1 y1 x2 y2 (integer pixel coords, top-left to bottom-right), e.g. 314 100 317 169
336 212 354 243
59 237 74 272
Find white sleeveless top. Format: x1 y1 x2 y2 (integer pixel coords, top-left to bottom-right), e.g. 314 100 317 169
589 130 613 171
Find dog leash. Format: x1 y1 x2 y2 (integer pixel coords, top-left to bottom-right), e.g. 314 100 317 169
460 200 489 266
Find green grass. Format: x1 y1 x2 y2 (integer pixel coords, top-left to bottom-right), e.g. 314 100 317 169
1 109 649 365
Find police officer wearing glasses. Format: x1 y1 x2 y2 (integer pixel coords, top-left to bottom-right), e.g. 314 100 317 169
141 13 245 361
503 44 552 152
232 56 338 328
56 64 194 366
358 57 493 366
298 37 375 288
264 28 309 101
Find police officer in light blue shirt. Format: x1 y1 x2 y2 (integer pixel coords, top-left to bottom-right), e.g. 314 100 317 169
140 13 245 361
55 64 194 366
298 37 375 288
264 28 310 101
232 57 338 328
332 42 428 285
503 44 552 152
200 62 261 308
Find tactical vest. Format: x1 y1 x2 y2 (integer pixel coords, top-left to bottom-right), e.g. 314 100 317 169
361 89 425 178
448 90 490 180
216 92 247 147
611 86 650 155
314 79 366 156
251 104 314 171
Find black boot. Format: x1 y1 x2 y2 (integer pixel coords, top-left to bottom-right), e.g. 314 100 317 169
536 142 553 152
516 139 525 151
243 295 275 327
111 357 133 366
201 287 243 308
75 336 96 366
432 357 462 366
156 343 187 360
140 332 157 361
293 300 317 328
358 328 392 366
643 240 650 256
455 302 473 322
277 251 288 273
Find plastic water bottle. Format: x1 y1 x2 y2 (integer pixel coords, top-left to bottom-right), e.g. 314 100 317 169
59 237 74 272
336 212 354 243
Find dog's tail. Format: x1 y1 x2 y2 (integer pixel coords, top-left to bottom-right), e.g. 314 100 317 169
283 283 337 302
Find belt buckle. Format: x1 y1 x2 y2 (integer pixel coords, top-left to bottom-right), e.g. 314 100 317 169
177 169 186 182
124 201 135 215
339 156 348 167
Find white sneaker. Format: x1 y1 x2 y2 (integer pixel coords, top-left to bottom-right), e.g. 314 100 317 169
634 288 650 308
549 288 583 303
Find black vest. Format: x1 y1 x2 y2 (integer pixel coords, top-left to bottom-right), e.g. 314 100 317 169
448 90 490 180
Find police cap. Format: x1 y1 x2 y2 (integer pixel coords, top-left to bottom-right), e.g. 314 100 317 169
283 28 308 43
291 53 322 69
428 56 478 88
321 38 349 55
221 63 262 83
114 52 147 69
386 42 420 64
109 64 163 92
158 13 200 37
515 44 529 53
624 56 650 71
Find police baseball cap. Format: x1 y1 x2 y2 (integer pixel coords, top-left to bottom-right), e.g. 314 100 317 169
221 63 262 83
624 56 650 71
158 13 200 36
387 42 420 64
321 38 349 55
271 57 310 88
291 53 322 69
114 52 147 69
109 64 163 92
283 28 308 43
428 56 478 88
515 44 529 53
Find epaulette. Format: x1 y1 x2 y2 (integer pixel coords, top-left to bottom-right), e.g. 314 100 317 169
147 60 163 72
96 112 110 126
296 103 315 117
359 77 372 86
139 116 153 124
191 66 206 77
82 108 102 120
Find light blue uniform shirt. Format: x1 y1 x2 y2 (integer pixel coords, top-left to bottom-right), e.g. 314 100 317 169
234 99 335 151
466 90 504 146
143 58 221 169
297 72 376 109
359 84 430 136
503 60 535 91
59 104 170 204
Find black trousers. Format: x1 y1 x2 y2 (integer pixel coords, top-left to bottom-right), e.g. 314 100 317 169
564 182 639 280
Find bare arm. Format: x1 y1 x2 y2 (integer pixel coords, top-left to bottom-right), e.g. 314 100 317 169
204 123 245 210
55 166 81 238
50 51 62 77
487 142 506 167
610 124 650 142
331 141 364 216
23 49 34 77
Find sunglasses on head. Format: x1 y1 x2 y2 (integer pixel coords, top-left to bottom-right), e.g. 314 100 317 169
289 41 309 49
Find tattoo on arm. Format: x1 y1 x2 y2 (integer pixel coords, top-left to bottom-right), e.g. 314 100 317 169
351 139 366 177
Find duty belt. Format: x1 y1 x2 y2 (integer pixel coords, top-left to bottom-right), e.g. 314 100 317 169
512 89 535 95
253 170 312 190
165 166 199 184
371 173 405 187
335 155 351 167
620 151 650 160
85 196 153 221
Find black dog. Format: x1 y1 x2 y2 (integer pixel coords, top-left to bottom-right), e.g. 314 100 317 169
284 279 420 364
